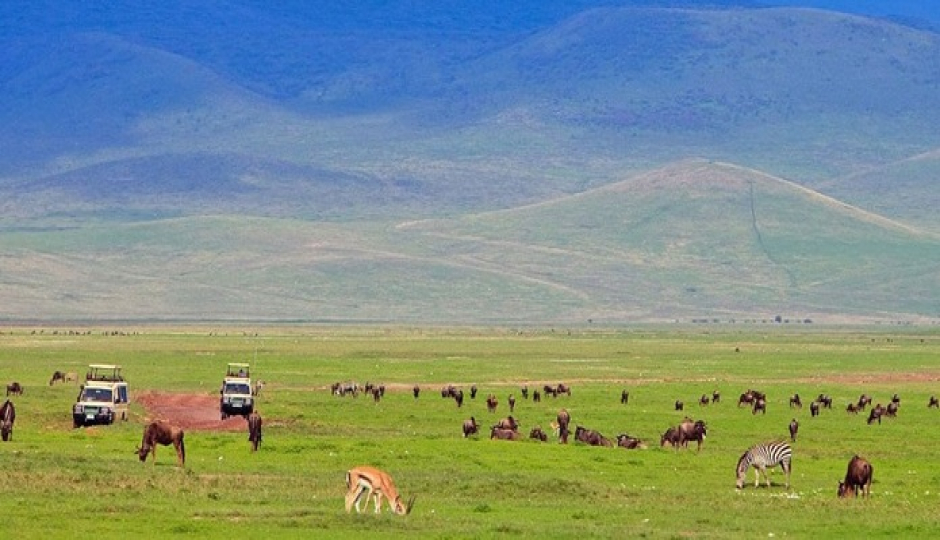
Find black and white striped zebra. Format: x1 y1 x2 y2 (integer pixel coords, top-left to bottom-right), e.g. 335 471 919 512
735 441 792 489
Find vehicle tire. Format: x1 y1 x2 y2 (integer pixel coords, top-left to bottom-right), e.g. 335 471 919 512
73 419 82 429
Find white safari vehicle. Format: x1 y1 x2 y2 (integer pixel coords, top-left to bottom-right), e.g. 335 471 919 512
220 363 254 420
72 364 129 428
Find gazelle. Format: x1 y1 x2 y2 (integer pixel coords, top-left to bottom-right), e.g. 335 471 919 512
345 466 415 515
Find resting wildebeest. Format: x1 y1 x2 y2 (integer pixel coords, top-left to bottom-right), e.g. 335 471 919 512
810 401 820 417
556 408 571 444
838 455 873 498
574 426 613 447
929 396 939 408
490 427 521 441
6 382 22 396
789 394 802 409
752 398 767 415
529 426 548 442
136 421 185 466
616 434 644 449
789 419 799 442
462 417 480 438
508 394 516 413
247 410 262 452
620 390 629 405
1 400 15 442
486 394 498 413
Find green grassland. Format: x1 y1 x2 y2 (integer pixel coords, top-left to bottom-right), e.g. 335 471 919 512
1 327 939 538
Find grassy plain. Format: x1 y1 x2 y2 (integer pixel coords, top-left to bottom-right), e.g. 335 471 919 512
1 326 939 538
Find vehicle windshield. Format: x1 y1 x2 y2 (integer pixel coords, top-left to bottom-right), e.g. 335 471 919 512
81 387 113 402
224 383 251 395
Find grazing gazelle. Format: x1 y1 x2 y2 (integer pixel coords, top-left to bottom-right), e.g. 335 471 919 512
345 466 415 515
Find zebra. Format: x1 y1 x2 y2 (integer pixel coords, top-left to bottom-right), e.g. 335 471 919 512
735 441 792 489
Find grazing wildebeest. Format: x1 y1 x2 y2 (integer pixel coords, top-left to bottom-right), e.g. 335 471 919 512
529 427 548 442
867 404 885 425
678 419 707 451
247 410 262 452
738 392 754 407
486 394 498 413
660 426 681 447
574 426 613 447
413 385 420 399
616 434 644 449
136 421 185 467
470 385 478 399
462 417 480 438
857 394 872 411
454 389 464 408
345 466 415 515
816 394 833 409
490 427 521 441
556 383 571 396
752 398 767 415
699 394 709 407
846 403 858 414
675 400 684 411
789 419 799 442
6 382 22 396
1 400 15 442
521 385 528 400
789 394 802 409
556 408 571 444
532 390 541 403
543 385 557 398
885 401 898 417
929 396 939 408
620 390 629 405
508 394 516 413
493 415 519 432
810 401 820 417
712 390 721 404
838 455 873 498
49 371 68 386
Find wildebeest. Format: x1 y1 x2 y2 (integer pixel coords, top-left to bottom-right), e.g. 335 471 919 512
556 383 571 396
752 398 767 415
49 370 74 386
810 401 820 417
521 385 529 400
660 426 681 447
543 385 557 398
136 421 185 467
470 385 478 399
867 404 885 425
857 394 872 411
846 403 858 414
441 385 458 399
891 393 900 406
529 426 548 442
508 394 516 413
885 401 898 417
616 434 645 449
493 415 520 432
413 385 420 399
247 410 262 452
620 390 629 405
462 417 480 438
738 389 765 407
677 418 707 451
532 390 541 403
816 394 833 409
675 400 684 411
490 427 521 441
838 455 873 498
574 425 613 447
699 394 709 407
6 382 22 396
788 419 799 442
556 408 571 443
929 396 939 408
712 390 721 403
486 394 498 413
789 394 802 409
1 400 15 442
454 389 464 408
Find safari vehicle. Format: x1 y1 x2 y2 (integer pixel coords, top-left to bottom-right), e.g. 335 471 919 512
220 362 253 420
72 364 129 428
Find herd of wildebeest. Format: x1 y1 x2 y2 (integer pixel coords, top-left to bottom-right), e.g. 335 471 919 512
3 373 939 511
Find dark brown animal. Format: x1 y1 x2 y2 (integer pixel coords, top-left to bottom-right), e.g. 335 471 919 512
616 434 643 449
49 371 67 386
677 418 707 451
454 389 464 408
867 404 885 425
660 426 681 447
885 401 898 417
529 427 548 442
891 393 900 406
543 385 557 398
6 382 22 396
247 411 262 452
838 455 873 498
413 385 420 399
574 426 613 447
789 394 802 409
929 396 939 408
810 401 820 417
532 390 541 403
520 385 528 400
136 421 185 466
788 419 799 442
508 394 516 413
1 400 15 442
846 403 858 414
857 394 872 411
463 417 480 438
556 383 571 396
816 394 833 409
493 415 520 432
486 394 498 413
556 408 571 444
490 427 521 441
752 398 767 415
699 394 709 407
712 390 720 404
470 385 478 399
675 400 684 411
620 390 629 405
738 392 754 407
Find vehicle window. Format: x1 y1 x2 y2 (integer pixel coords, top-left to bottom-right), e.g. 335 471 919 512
82 388 113 402
118 386 128 403
224 383 251 395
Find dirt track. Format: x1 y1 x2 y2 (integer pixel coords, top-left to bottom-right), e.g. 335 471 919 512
136 391 246 431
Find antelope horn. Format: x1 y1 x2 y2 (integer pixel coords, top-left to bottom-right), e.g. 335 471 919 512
406 495 416 514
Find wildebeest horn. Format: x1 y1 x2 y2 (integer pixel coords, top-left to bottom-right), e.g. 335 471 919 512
406 495 416 514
